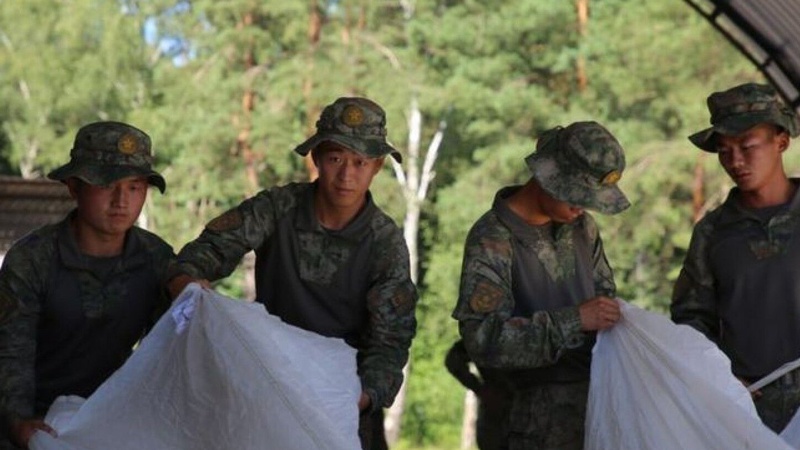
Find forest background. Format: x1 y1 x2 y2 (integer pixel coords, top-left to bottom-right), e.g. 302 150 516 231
0 1 788 449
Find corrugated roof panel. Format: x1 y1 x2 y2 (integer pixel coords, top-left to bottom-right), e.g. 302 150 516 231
684 0 800 112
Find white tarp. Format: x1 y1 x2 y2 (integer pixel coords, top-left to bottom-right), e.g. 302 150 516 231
586 300 794 450
783 413 800 449
30 284 361 450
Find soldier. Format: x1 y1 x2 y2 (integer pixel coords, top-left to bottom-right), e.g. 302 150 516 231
0 122 174 449
452 121 629 450
166 97 418 449
671 82 800 432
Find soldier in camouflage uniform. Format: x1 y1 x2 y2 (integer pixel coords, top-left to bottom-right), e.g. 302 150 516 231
671 82 800 432
0 122 174 449
166 97 418 450
452 121 629 450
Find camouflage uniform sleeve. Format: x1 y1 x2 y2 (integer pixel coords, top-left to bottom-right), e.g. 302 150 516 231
670 218 719 341
358 228 418 411
169 189 280 282
0 242 48 432
452 215 586 370
584 213 616 297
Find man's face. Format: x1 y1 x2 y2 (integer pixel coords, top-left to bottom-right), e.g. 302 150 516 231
67 175 149 240
313 143 384 212
716 123 788 193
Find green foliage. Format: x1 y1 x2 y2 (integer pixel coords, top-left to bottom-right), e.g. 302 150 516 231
593 141 725 312
0 0 154 176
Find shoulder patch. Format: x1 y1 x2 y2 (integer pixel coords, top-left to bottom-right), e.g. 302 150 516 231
469 281 503 314
390 289 416 314
206 209 244 232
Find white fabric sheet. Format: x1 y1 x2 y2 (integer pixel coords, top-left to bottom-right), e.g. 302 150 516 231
586 300 794 450
30 284 361 450
782 411 800 449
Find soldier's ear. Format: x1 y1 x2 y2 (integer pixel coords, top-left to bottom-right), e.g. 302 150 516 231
777 131 790 152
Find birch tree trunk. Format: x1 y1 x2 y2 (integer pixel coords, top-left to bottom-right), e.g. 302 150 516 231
16 80 39 178
460 391 478 450
384 97 446 446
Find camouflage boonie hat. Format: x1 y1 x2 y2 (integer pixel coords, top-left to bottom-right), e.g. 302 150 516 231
293 97 402 163
689 82 800 152
526 121 630 214
48 121 166 193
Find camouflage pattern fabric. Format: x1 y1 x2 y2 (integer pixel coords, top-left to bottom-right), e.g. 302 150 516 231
0 216 173 446
452 190 615 368
452 185 617 446
672 183 800 430
453 208 586 368
507 381 589 450
756 376 800 433
293 97 402 163
169 182 417 413
689 82 800 152
525 121 629 215
47 121 166 193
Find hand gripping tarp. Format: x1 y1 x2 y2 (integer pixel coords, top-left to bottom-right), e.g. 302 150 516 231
585 300 795 450
30 284 361 450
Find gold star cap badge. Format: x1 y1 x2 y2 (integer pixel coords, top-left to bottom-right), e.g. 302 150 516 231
342 104 365 127
117 132 140 155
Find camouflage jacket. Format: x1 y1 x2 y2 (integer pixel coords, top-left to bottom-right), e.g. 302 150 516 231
671 182 800 378
452 187 616 383
169 182 417 410
0 213 173 429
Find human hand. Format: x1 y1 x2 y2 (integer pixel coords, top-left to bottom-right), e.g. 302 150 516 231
358 391 372 412
578 296 621 331
737 376 762 399
167 274 210 300
9 417 56 448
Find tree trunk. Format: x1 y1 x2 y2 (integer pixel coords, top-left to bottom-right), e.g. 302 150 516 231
692 153 705 223
17 80 39 178
460 391 478 450
303 0 323 181
242 252 256 301
234 11 259 197
575 0 589 92
234 11 261 298
385 98 446 446
383 100 422 446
